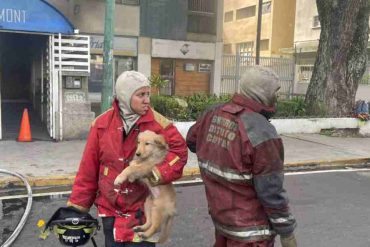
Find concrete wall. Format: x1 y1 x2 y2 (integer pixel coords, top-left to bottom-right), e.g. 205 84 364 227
47 0 140 36
270 0 295 55
294 0 320 46
294 82 370 102
174 118 370 139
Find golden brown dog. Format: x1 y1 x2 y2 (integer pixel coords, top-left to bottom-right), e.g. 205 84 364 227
114 130 176 243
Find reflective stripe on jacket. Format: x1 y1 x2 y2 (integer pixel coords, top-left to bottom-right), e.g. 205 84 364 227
68 99 188 242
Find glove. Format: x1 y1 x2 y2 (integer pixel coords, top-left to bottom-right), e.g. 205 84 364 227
280 233 297 247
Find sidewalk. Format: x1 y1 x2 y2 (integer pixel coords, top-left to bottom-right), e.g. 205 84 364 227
0 133 370 187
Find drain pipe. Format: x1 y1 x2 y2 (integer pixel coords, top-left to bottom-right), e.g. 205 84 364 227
0 169 33 247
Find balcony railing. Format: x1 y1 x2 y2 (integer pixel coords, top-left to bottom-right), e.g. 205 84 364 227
188 0 216 13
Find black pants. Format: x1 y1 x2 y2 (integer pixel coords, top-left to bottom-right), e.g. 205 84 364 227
102 217 156 247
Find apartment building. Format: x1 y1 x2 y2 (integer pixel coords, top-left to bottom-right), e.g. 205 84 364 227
140 0 223 97
223 0 296 57
0 0 223 141
293 0 370 98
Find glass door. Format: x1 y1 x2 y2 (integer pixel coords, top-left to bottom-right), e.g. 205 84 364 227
160 59 175 95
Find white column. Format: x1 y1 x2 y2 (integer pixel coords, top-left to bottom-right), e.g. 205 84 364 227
211 42 223 95
137 37 152 77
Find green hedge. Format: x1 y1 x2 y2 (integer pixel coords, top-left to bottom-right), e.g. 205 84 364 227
150 95 189 121
151 94 322 121
185 94 231 120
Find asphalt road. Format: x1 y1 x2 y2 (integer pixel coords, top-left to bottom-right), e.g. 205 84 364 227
2 169 370 247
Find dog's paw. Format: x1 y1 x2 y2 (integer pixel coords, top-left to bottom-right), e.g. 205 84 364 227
114 176 125 186
133 226 144 232
137 232 148 239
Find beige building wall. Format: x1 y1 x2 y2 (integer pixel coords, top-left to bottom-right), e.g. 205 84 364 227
294 0 320 51
270 0 296 55
47 0 140 36
223 0 295 57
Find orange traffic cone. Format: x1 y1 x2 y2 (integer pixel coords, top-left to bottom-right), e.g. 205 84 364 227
17 108 32 142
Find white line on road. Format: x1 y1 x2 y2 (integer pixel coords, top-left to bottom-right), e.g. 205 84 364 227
285 167 370 176
2 168 370 200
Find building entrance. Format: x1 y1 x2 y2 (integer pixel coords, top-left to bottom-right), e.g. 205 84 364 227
0 32 51 140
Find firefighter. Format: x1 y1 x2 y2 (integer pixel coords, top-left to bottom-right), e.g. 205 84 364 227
67 71 188 246
186 66 297 247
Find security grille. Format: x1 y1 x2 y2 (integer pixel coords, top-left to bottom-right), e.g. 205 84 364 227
52 34 90 73
221 55 294 98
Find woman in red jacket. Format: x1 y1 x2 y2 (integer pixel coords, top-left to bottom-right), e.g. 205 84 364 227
67 71 188 247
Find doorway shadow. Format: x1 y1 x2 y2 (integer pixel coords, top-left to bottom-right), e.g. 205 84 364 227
1 101 52 141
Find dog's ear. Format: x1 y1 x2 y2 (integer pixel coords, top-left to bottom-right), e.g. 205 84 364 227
154 134 168 150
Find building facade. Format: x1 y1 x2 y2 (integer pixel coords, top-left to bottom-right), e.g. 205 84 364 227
139 0 223 97
223 0 296 57
0 0 223 141
293 0 370 98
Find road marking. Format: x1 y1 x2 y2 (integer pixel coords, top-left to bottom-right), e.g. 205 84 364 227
2 168 370 200
285 167 370 176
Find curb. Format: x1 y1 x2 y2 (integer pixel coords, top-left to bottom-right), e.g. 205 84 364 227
1 158 370 189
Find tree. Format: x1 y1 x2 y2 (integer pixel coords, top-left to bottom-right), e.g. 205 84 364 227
305 0 370 117
149 74 169 96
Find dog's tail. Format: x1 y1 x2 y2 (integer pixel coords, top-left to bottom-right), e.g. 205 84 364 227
158 216 174 243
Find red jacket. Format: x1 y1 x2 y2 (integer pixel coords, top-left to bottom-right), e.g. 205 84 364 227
68 99 188 242
186 94 296 242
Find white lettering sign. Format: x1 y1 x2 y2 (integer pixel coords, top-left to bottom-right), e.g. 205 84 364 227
65 92 86 103
90 35 138 56
0 9 26 23
152 39 216 60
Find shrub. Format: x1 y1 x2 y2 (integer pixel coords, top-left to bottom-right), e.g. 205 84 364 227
185 94 232 120
150 95 189 121
275 97 307 118
149 74 169 96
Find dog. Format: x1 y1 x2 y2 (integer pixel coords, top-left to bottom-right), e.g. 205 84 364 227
114 130 176 243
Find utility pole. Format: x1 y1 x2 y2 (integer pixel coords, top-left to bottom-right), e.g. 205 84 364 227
255 0 263 65
101 0 115 112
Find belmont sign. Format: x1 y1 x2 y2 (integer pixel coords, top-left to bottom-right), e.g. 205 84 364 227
0 8 27 24
0 0 74 34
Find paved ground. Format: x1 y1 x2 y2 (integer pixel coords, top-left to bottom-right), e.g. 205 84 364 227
0 133 370 187
3 170 370 247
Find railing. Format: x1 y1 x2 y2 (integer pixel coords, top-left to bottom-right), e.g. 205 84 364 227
221 55 295 98
52 35 90 73
188 0 216 13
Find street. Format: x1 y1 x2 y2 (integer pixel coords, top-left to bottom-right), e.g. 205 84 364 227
2 169 370 247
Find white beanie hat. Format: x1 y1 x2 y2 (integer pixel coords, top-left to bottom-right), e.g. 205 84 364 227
115 70 150 112
239 66 280 106
115 71 150 132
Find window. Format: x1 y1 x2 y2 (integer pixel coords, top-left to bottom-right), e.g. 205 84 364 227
88 55 137 93
188 0 216 12
312 15 320 28
159 59 174 96
298 65 314 82
262 1 272 14
237 42 254 56
188 0 217 34
260 39 269 51
188 14 216 34
223 44 232 54
115 0 140 5
236 6 256 20
224 11 233 22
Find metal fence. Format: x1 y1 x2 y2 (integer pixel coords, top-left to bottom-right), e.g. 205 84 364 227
360 60 370 84
296 60 370 85
221 55 295 98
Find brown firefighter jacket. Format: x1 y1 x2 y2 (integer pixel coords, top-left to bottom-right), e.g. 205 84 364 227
68 99 188 242
186 94 296 242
